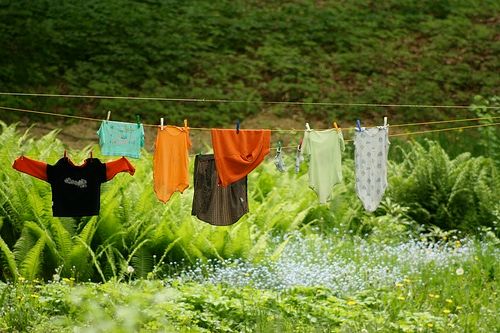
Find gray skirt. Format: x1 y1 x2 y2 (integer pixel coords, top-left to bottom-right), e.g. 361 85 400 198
191 154 249 226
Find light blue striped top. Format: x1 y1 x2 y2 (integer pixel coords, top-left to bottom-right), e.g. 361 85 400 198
97 120 145 158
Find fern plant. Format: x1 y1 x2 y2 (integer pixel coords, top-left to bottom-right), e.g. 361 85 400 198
388 140 499 235
470 95 500 164
1 122 498 282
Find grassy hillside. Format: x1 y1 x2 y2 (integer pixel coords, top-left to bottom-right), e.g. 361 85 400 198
0 0 498 126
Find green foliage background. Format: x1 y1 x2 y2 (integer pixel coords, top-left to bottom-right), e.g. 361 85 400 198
0 0 499 125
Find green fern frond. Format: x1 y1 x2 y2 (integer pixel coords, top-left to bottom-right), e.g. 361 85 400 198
67 242 94 281
205 227 229 258
13 227 37 266
269 236 291 261
91 243 117 281
247 232 269 262
0 236 19 281
222 222 251 258
74 237 106 282
151 236 182 275
101 246 118 279
19 235 46 280
129 246 154 279
191 231 223 261
77 216 99 245
23 221 61 262
48 218 75 264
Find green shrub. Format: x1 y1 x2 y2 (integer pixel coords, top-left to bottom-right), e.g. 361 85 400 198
388 140 499 235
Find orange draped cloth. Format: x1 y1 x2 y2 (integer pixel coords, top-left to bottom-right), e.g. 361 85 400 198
211 129 271 187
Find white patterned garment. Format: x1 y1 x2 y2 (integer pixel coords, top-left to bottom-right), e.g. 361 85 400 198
354 125 390 212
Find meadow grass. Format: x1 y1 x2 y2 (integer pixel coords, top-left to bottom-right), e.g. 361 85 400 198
0 234 498 332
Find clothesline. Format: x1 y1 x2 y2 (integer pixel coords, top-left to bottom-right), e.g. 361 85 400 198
274 122 500 149
1 105 499 132
2 91 498 109
0 123 497 158
5 92 497 221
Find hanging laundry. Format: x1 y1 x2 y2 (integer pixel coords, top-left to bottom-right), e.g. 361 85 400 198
295 143 304 173
153 125 191 203
191 154 248 226
302 127 345 203
12 155 135 217
211 129 271 186
274 144 286 172
97 120 145 158
354 125 390 212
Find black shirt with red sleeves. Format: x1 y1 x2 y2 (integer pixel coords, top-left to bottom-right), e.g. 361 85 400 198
46 157 107 217
13 155 135 217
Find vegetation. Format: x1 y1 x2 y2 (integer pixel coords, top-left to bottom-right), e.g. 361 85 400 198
0 232 498 332
0 123 498 279
0 1 498 330
0 123 497 283
0 0 499 125
0 120 498 331
389 140 499 233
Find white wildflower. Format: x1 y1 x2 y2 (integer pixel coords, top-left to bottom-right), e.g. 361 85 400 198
455 267 464 276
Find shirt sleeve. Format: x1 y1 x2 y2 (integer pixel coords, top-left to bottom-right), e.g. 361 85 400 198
12 156 48 181
105 157 135 181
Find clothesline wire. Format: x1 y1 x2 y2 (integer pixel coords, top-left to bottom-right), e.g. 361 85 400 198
272 122 500 149
1 105 499 132
389 117 500 128
1 91 499 109
0 122 497 158
0 106 102 123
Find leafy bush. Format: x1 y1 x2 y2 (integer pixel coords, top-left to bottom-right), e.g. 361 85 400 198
388 140 499 235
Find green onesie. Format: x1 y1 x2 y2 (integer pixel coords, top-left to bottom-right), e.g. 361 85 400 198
302 128 345 203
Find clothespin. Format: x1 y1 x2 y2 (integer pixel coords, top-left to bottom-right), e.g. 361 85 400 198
106 111 111 121
383 116 388 127
277 140 283 153
298 138 303 149
136 115 141 128
333 121 340 132
305 123 311 131
236 120 240 134
89 150 93 158
160 118 164 130
184 119 188 128
356 119 362 131
63 150 67 158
